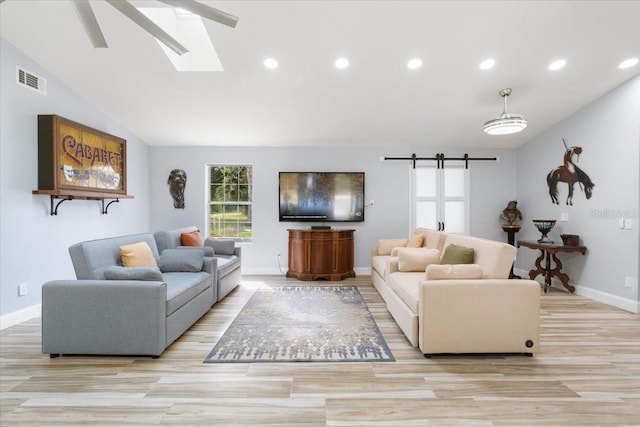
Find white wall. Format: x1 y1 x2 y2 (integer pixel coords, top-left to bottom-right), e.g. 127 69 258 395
0 38 152 324
515 75 640 312
149 146 517 274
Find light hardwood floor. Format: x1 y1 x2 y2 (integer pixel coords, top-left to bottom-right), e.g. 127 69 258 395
1 276 639 426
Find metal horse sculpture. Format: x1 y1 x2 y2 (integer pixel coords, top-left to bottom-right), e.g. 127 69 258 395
546 141 594 205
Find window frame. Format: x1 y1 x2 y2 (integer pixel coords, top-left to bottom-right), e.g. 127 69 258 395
206 164 253 243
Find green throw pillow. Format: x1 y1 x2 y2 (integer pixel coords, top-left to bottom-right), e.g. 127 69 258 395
441 243 475 264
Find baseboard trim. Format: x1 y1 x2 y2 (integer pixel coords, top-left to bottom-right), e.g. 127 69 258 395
513 268 639 314
1 304 41 330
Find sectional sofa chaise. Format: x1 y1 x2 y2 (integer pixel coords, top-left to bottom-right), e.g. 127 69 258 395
371 228 541 356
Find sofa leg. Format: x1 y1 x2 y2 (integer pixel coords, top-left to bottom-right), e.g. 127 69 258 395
524 352 533 357
423 354 432 358
49 354 60 358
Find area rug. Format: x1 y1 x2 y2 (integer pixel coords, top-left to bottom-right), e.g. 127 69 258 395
204 285 395 363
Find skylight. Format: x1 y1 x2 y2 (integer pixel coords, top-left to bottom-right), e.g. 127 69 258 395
138 8 223 72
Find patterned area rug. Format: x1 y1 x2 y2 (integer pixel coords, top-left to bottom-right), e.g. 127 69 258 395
204 285 395 363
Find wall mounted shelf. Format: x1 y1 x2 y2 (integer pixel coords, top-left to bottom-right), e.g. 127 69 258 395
33 189 134 215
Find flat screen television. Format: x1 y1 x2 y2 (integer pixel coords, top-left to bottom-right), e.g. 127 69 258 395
279 172 365 222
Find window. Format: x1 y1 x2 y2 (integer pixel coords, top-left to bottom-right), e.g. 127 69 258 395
411 164 469 234
208 165 252 242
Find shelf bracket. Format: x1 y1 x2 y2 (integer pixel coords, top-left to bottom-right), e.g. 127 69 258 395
102 198 120 214
50 196 72 216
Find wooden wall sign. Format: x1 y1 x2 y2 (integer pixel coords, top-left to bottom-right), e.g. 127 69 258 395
36 115 127 195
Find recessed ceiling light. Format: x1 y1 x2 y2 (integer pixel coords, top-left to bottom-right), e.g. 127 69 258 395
335 58 349 69
548 59 566 71
619 57 639 69
263 58 278 69
479 58 495 70
407 58 422 70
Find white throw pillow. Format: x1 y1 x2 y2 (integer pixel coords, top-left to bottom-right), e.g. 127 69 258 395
397 248 440 272
378 238 408 255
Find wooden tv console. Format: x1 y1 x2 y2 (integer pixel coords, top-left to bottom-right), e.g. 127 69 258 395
286 229 355 281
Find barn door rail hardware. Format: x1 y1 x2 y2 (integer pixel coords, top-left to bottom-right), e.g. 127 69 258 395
383 153 497 169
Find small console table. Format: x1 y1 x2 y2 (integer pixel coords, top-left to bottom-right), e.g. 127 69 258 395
287 229 355 281
517 240 586 293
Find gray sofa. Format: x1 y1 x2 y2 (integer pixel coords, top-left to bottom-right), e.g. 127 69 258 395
154 226 241 302
42 232 214 357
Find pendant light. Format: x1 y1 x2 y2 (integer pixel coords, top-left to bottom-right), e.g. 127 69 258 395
483 88 528 135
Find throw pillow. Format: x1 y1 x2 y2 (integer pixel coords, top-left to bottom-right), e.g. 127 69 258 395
209 239 236 255
378 238 409 255
181 230 203 247
120 241 158 268
407 234 425 248
397 247 440 272
158 248 204 272
425 264 484 280
441 243 475 265
104 266 163 281
178 245 215 257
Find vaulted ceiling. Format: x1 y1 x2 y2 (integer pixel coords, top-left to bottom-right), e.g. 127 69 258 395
2 1 639 148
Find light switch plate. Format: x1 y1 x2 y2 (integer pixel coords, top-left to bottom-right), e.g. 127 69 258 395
560 213 569 221
624 219 632 229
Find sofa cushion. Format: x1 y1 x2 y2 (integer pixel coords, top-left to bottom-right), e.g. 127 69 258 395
163 271 211 315
206 239 236 255
120 242 158 268
181 230 203 247
158 248 204 272
388 271 424 314
178 245 215 257
378 238 408 256
441 243 475 265
103 266 164 281
407 234 425 248
397 248 440 272
426 264 484 280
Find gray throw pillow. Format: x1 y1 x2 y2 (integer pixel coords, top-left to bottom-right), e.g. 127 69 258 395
207 239 236 255
158 248 204 272
103 266 164 281
178 245 214 257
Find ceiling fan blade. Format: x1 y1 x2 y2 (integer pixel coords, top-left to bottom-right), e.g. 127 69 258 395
71 0 108 48
157 0 238 28
105 0 189 56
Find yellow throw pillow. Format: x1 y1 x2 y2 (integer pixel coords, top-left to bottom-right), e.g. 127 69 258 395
407 234 425 248
120 242 158 268
397 248 440 272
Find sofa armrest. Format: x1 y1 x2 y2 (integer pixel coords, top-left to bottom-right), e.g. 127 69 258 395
371 245 379 257
42 280 167 356
202 256 219 302
417 279 540 355
387 257 399 274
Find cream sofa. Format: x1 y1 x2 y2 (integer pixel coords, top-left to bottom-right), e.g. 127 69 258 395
371 229 540 356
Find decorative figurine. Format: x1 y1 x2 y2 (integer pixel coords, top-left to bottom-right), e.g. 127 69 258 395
500 200 523 227
168 169 187 209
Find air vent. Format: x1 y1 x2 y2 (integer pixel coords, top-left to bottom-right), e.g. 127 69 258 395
16 67 47 95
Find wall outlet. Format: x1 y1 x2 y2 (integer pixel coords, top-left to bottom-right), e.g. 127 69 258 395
560 213 569 222
624 276 636 289
18 283 28 296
